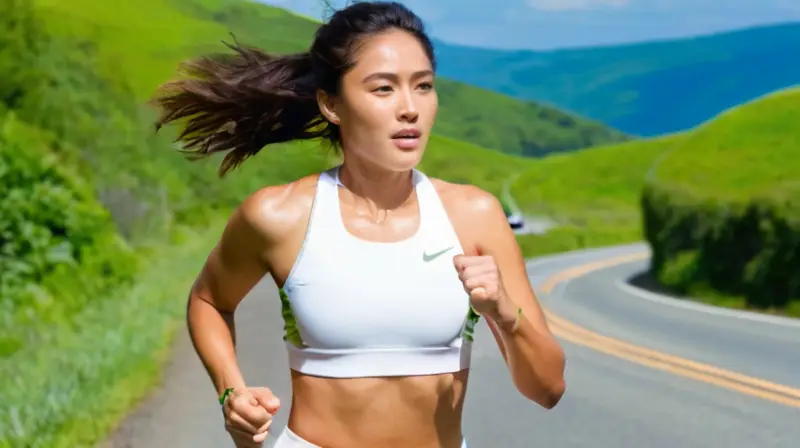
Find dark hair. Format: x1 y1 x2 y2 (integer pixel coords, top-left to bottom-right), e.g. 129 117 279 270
150 1 435 176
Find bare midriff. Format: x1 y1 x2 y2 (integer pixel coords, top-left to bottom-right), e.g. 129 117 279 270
286 368 470 448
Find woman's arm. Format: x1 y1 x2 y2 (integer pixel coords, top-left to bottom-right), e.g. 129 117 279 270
188 199 273 396
188 182 312 446
447 184 567 408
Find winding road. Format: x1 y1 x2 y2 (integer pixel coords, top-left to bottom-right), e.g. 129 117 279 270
103 243 800 448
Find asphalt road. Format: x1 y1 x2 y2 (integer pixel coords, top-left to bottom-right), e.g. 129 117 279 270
103 243 800 448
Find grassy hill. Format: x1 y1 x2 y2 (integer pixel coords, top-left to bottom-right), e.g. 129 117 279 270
650 87 800 198
509 134 683 256
430 75 630 156
506 84 799 314
432 22 800 137
32 0 627 157
642 87 800 316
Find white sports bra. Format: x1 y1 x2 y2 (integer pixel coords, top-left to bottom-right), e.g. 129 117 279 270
278 165 480 378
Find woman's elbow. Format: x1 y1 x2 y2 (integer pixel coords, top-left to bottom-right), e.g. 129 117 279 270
540 377 567 409
520 376 566 409
518 369 567 409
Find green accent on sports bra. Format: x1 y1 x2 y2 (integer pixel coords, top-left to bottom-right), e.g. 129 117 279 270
280 288 304 347
462 307 481 342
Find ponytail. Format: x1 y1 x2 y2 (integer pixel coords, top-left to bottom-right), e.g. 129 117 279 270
150 39 332 176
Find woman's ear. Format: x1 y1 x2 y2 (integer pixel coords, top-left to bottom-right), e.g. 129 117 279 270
316 90 340 125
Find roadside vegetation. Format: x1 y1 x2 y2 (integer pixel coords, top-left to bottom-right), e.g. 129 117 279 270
642 87 800 317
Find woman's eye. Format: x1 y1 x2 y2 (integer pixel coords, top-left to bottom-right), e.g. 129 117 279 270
373 86 393 93
418 82 434 91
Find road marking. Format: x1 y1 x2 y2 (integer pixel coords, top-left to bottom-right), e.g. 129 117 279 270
549 320 800 409
537 251 650 295
536 252 800 409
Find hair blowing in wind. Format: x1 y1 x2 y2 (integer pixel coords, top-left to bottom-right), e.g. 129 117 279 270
149 1 435 177
150 44 326 176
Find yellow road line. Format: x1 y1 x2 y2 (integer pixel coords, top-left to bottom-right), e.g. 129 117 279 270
547 313 800 401
538 251 650 295
550 322 800 408
537 252 800 409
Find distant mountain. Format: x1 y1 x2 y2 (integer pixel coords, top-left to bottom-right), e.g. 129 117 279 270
432 22 800 137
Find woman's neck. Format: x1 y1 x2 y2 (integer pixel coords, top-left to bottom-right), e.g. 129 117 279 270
337 159 416 217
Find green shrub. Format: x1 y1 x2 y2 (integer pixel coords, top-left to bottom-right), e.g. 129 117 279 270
516 223 642 258
641 181 800 311
0 222 222 448
0 114 139 356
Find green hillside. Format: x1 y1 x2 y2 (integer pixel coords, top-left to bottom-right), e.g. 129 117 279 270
651 87 800 197
642 87 800 316
433 80 630 157
504 83 800 314
509 134 682 256
32 0 628 157
433 22 800 137
420 135 533 194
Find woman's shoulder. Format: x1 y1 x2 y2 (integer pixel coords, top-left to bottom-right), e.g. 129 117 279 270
426 178 518 257
231 173 321 245
429 178 504 219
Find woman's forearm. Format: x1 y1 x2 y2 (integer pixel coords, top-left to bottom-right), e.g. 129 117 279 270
491 307 566 408
187 295 248 396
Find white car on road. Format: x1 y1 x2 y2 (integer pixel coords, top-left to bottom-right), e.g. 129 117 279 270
506 211 524 230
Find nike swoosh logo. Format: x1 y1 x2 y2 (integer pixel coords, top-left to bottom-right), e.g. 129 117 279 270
423 246 454 262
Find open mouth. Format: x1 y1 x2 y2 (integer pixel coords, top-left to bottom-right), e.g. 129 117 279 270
390 128 422 150
391 128 421 140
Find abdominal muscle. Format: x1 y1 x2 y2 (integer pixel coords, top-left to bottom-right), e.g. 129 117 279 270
285 368 470 448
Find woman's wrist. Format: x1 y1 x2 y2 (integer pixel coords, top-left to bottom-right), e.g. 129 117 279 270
215 368 247 396
490 297 523 333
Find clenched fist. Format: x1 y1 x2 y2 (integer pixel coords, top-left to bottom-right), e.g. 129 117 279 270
453 251 518 328
222 387 281 447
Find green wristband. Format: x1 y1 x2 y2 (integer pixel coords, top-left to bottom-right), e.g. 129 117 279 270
219 387 235 406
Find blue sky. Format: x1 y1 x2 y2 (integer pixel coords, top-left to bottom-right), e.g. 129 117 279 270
258 0 800 50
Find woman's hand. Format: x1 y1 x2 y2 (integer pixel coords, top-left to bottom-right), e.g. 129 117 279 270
223 386 281 447
454 250 519 330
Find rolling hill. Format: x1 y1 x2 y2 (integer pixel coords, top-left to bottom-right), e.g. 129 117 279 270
509 85 799 250
31 0 628 157
509 133 683 256
432 22 800 137
650 86 800 197
642 86 800 314
508 84 799 314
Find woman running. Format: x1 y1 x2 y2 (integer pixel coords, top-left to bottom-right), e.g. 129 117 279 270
151 2 566 447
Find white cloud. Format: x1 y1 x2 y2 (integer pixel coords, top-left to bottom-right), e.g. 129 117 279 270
528 0 629 11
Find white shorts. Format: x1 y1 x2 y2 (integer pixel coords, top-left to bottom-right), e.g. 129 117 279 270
273 426 320 447
273 426 468 448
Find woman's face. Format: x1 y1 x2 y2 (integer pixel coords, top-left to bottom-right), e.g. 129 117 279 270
321 28 438 173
